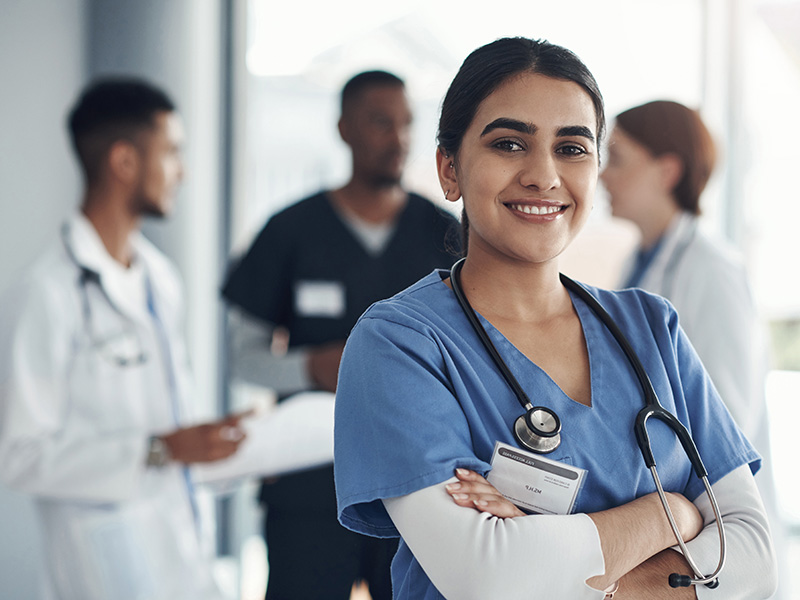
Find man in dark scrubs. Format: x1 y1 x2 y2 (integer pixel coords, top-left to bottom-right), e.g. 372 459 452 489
222 70 459 600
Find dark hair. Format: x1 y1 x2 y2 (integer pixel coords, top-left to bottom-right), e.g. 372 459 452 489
341 70 405 114
68 77 176 183
438 37 605 157
615 100 715 215
437 37 605 251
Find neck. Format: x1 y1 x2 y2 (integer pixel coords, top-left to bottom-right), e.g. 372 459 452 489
457 251 570 325
636 200 681 249
331 177 407 225
81 186 139 267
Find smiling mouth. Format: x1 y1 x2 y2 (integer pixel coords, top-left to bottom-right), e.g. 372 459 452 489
507 203 566 216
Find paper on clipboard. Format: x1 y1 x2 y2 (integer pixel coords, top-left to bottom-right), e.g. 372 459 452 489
192 391 335 485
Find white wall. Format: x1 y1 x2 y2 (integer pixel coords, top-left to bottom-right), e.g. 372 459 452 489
0 0 86 293
0 0 88 596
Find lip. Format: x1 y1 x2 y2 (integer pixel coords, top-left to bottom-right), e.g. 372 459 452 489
504 200 569 221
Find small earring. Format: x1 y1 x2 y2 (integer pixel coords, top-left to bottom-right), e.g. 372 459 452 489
445 190 449 200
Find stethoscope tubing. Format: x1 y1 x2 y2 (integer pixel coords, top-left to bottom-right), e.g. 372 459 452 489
60 223 149 367
449 257 726 588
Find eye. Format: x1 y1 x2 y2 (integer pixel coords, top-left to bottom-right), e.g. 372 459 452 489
557 143 588 157
492 138 525 152
371 116 394 132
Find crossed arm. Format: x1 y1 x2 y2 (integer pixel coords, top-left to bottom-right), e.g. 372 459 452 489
383 465 776 599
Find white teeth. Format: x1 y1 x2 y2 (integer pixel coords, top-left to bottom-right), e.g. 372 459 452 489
510 204 562 215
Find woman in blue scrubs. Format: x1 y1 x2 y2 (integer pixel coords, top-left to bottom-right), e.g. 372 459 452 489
334 38 777 599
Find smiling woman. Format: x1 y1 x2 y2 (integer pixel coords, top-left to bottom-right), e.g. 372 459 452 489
333 37 777 600
438 73 598 272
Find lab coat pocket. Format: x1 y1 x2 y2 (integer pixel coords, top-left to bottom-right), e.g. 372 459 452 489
54 503 158 600
68 337 148 432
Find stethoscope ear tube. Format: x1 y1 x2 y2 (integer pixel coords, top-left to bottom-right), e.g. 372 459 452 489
640 407 725 588
634 405 708 479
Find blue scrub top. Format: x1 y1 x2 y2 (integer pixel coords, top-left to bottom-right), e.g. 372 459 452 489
334 270 759 597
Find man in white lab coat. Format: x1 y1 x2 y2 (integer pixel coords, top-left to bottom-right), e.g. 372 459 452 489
0 78 245 600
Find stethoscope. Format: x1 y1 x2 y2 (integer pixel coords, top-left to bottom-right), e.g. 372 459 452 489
61 224 149 367
61 222 200 524
449 258 726 589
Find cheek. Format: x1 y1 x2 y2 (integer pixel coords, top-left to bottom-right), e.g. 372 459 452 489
567 165 598 202
604 165 636 196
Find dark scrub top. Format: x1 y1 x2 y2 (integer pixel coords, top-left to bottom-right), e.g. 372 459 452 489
221 190 460 598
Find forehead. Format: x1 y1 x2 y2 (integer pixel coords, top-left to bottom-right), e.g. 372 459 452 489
470 72 596 135
147 110 184 144
347 84 409 114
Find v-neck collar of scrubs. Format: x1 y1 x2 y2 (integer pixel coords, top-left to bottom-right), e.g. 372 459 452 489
435 273 611 410
322 191 408 259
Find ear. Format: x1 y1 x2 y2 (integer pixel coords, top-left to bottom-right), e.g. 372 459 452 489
657 153 684 193
436 147 461 202
107 140 140 186
338 117 351 146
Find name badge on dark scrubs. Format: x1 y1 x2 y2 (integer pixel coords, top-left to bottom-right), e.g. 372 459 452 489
487 441 587 515
294 280 346 318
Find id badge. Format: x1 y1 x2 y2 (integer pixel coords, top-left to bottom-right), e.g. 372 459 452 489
487 441 586 515
294 280 346 318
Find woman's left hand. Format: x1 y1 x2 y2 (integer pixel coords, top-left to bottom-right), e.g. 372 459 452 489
445 468 525 518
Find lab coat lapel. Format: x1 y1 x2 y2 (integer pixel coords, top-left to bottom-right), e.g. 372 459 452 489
639 212 695 296
65 214 151 325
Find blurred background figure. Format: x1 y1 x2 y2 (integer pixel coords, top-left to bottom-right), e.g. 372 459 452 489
221 70 459 600
601 99 788 599
0 77 247 600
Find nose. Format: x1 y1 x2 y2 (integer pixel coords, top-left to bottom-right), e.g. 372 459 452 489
389 123 410 152
519 148 560 191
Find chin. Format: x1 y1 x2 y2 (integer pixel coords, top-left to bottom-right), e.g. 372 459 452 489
139 203 170 219
371 174 403 188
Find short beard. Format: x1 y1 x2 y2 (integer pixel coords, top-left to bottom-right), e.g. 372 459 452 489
368 173 402 188
132 193 168 219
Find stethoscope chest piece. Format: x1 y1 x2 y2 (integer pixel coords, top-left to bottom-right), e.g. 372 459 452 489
514 406 561 454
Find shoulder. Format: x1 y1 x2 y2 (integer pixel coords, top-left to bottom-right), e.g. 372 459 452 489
407 192 459 223
355 271 450 332
9 241 76 302
0 242 79 335
266 191 328 225
581 280 673 312
243 192 331 252
681 229 749 290
575 281 679 334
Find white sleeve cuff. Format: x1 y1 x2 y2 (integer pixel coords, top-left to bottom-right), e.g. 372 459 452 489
227 307 312 393
688 465 777 599
383 477 607 600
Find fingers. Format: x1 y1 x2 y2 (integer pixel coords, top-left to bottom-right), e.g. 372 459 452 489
445 469 525 518
224 408 256 424
218 423 246 442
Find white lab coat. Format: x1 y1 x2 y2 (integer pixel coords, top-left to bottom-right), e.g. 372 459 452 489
0 214 225 600
622 212 766 440
620 211 787 599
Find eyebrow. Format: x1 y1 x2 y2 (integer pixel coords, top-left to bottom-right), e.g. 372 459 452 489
480 118 595 144
557 125 595 143
481 118 535 136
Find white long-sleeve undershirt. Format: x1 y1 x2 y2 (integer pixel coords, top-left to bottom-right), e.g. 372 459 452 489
227 307 311 394
383 464 776 599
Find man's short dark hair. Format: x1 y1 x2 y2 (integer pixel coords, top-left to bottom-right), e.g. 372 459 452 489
340 70 404 114
68 77 176 183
